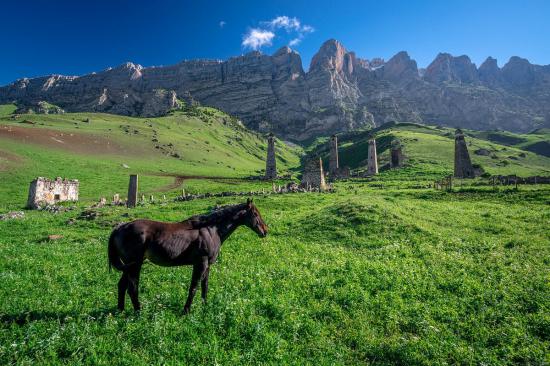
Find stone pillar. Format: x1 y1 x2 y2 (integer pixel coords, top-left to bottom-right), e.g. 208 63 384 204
301 157 327 191
329 134 339 176
127 174 138 208
367 139 378 175
454 129 475 178
391 147 403 167
391 140 404 168
265 133 277 179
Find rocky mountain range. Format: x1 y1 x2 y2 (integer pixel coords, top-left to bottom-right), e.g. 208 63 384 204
1 39 549 140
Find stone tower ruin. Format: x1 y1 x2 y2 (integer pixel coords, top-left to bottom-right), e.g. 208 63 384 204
328 134 350 180
454 129 475 178
329 134 339 176
366 139 378 175
301 157 327 191
27 177 79 209
391 140 404 168
265 133 277 179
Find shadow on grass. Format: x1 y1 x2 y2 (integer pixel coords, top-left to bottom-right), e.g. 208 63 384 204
0 307 124 326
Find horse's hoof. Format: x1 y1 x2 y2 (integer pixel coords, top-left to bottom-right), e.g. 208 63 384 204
183 307 191 315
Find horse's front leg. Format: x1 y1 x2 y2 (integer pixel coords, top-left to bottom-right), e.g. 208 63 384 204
183 258 208 314
201 267 210 304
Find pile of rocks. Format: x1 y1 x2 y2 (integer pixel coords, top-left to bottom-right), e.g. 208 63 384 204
39 205 77 214
0 211 25 221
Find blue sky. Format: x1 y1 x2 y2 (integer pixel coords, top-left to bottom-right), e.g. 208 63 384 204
1 0 549 85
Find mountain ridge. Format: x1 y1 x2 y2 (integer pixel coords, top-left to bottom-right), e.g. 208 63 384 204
2 39 550 140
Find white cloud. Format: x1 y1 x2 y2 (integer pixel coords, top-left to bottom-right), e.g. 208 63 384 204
242 28 275 50
219 21 226 28
301 25 314 33
266 16 301 31
289 38 301 46
242 16 314 50
263 16 314 34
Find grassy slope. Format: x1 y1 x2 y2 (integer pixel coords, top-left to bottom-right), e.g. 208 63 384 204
307 123 550 179
0 106 302 210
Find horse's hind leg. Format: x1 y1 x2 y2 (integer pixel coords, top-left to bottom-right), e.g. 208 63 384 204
184 258 208 314
117 273 129 311
126 265 142 311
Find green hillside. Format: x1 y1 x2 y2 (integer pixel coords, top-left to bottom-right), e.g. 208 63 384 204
1 106 549 364
307 123 550 179
0 105 302 210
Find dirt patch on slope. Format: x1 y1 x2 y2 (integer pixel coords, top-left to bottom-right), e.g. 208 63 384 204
0 125 144 156
0 150 24 171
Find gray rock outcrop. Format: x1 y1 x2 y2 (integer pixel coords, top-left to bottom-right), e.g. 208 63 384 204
2 40 550 140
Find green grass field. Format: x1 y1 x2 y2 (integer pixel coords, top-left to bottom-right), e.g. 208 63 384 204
0 106 549 364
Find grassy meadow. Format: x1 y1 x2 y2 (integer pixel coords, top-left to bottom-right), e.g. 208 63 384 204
0 106 549 365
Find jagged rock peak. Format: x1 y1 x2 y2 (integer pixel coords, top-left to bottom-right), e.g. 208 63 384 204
503 56 532 69
480 56 499 70
310 39 349 72
114 62 143 71
478 57 500 84
501 56 535 86
273 46 296 56
244 50 263 58
424 52 478 84
382 51 418 80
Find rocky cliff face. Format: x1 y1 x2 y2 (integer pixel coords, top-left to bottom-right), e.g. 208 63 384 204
1 39 549 140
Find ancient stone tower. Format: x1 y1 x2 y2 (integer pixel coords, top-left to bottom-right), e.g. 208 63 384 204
454 129 475 178
265 133 277 179
27 177 79 209
329 134 339 176
301 157 327 190
391 140 404 168
366 139 378 175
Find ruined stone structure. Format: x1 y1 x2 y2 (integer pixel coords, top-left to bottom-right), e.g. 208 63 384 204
328 134 351 180
26 177 79 209
454 129 475 178
265 133 277 180
301 157 327 190
329 135 339 176
391 140 404 168
366 139 378 175
127 174 138 208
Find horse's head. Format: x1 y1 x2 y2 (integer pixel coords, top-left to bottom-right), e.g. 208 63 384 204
243 198 268 238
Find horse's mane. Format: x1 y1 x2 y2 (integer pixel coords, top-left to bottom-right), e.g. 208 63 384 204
181 203 247 228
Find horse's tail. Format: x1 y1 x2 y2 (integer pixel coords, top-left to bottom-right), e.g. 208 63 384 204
108 229 125 272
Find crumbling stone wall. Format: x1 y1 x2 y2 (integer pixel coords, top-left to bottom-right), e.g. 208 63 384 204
301 157 327 190
454 129 475 178
27 177 79 209
265 133 277 179
366 139 378 175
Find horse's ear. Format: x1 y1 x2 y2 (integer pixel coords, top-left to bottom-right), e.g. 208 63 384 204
247 198 253 207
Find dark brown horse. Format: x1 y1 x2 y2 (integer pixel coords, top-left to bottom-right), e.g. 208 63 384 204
108 199 268 313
